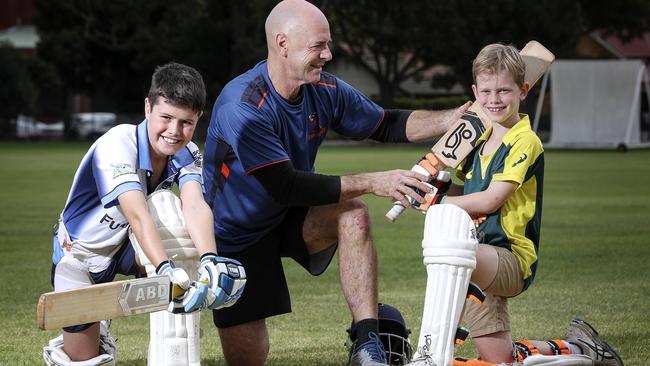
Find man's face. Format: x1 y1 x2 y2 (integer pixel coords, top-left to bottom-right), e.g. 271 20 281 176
145 97 200 161
285 20 332 84
472 69 529 128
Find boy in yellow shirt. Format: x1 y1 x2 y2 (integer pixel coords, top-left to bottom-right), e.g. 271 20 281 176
426 43 622 366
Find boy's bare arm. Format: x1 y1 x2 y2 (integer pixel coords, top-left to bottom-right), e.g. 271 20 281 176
118 190 168 267
443 180 517 217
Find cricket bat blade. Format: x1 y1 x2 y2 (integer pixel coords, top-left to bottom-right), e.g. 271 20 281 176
37 276 171 330
521 40 556 87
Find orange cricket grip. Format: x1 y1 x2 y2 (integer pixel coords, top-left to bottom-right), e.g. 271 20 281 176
418 153 448 177
418 157 438 176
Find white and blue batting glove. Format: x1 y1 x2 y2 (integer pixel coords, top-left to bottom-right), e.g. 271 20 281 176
156 260 209 313
198 253 247 310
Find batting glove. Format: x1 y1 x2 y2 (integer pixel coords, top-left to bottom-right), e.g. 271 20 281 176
156 260 209 313
198 253 247 310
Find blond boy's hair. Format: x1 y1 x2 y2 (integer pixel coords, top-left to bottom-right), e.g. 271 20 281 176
472 43 526 87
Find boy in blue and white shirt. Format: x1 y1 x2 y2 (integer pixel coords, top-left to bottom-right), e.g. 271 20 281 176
44 63 244 365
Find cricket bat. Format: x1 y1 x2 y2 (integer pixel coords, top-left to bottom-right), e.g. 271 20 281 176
386 41 555 221
37 275 182 330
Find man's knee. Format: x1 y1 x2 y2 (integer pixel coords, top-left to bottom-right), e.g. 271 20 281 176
304 198 371 244
338 198 371 234
218 320 269 366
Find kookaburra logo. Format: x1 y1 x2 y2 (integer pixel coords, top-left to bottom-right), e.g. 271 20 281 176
420 334 432 353
441 111 486 160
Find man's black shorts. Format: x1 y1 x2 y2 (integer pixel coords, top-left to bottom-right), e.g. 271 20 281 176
212 207 338 328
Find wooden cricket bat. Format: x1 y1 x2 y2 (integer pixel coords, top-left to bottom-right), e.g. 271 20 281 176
37 275 177 330
386 41 555 221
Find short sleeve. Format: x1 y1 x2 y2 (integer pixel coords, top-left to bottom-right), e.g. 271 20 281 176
216 102 289 174
178 142 203 189
93 127 143 207
330 78 384 139
492 133 543 186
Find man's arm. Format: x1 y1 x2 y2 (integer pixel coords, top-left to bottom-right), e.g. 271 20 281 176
118 190 168 267
253 161 433 208
179 180 218 256
443 180 517 217
339 170 432 206
405 102 472 143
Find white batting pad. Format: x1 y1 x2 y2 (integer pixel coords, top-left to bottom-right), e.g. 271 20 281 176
131 190 198 267
129 190 201 366
414 204 478 366
43 343 115 366
145 257 201 366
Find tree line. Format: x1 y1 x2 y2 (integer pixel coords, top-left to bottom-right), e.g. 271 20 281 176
2 0 649 122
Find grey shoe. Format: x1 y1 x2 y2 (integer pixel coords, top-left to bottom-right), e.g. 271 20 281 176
350 332 388 366
99 320 117 359
565 317 623 366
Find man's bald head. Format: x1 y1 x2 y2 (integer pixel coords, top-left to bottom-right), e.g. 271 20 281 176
265 0 329 50
264 0 332 98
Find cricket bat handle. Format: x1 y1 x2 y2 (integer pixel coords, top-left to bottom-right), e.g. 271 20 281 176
385 160 450 222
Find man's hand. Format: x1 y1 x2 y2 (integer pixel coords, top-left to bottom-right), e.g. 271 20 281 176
446 101 473 131
340 169 433 205
198 254 247 310
367 169 433 208
156 260 209 313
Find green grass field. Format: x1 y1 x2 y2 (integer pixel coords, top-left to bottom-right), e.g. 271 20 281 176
1 142 648 365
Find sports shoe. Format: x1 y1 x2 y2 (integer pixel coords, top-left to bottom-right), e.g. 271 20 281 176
565 317 623 366
350 331 388 366
99 319 118 359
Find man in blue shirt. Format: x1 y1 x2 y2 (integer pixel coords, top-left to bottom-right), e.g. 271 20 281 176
203 1 469 365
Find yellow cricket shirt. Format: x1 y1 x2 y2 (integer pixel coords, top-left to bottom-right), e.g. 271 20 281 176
457 114 544 290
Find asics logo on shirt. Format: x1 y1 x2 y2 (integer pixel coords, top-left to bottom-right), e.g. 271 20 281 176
100 213 130 230
512 153 528 167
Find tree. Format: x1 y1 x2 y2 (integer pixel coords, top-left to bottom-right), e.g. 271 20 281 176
579 0 650 41
33 0 275 115
0 43 62 118
325 0 650 105
35 0 207 113
0 44 37 119
325 0 454 105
